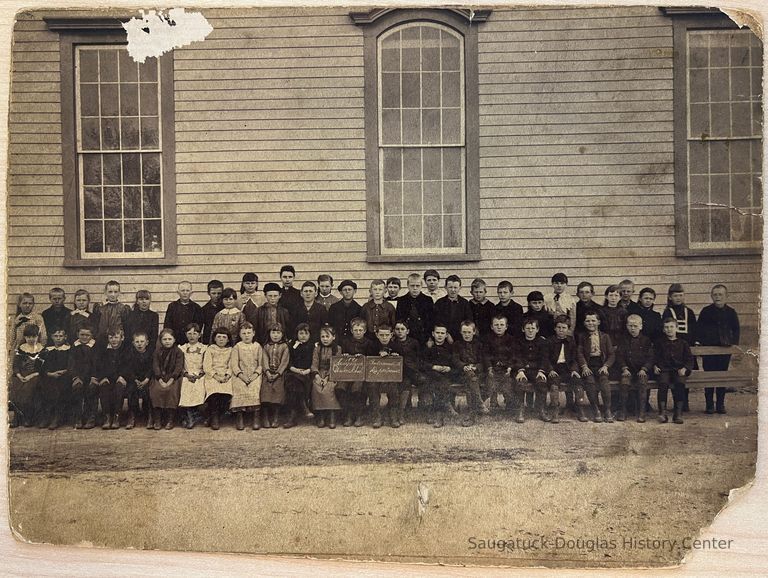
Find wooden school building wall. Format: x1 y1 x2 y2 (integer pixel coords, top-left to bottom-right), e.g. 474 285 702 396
6 6 762 341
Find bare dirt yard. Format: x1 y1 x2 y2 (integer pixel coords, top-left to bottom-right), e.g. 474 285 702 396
8 391 757 569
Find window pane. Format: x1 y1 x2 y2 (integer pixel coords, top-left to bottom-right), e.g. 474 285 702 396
84 220 104 252
142 153 161 184
101 117 120 149
124 219 143 252
422 109 441 145
710 47 729 68
382 148 402 181
79 50 99 82
443 214 463 248
104 220 123 252
140 83 158 115
144 219 162 251
402 148 421 180
710 175 730 205
442 47 460 72
383 216 403 248
402 73 420 108
99 49 118 82
82 154 102 185
732 213 752 242
690 209 709 243
80 84 100 117
422 46 439 71
83 187 102 219
381 110 401 145
423 215 441 247
423 181 441 214
731 173 751 208
381 48 400 72
731 68 750 101
443 148 461 180
103 154 121 185
118 50 138 82
402 48 419 73
689 69 709 102
710 69 729 102
710 102 731 137
121 153 141 184
382 181 401 216
688 141 709 174
442 109 461 144
709 141 728 174
124 186 142 218
690 47 708 68
100 83 119 116
422 72 440 107
730 140 751 173
140 117 159 148
443 180 462 214
403 180 422 214
689 103 710 138
142 186 162 218
732 102 752 136
120 83 139 116
381 73 400 108
423 148 441 181
403 215 422 248
710 209 730 242
442 72 461 107
751 141 763 173
81 118 101 150
402 109 421 144
122 118 141 149
139 57 158 82
103 186 122 219
689 175 709 205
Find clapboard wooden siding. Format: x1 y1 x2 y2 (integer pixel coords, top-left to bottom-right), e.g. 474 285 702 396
6 7 761 340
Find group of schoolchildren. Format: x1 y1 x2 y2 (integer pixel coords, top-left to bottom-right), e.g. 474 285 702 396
8 266 741 431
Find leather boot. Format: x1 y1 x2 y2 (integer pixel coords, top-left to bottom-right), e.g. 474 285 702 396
673 403 684 424
185 408 195 429
270 406 279 428
145 408 154 429
372 407 382 429
591 404 602 423
83 414 96 429
682 388 690 412
47 411 59 430
515 406 525 424
343 410 353 427
236 412 245 431
576 404 588 422
433 413 444 428
328 410 337 429
252 407 261 430
165 408 176 430
657 401 668 423
101 413 112 430
152 408 162 430
317 412 326 428
283 408 296 429
125 410 135 430
637 398 647 423
210 409 220 430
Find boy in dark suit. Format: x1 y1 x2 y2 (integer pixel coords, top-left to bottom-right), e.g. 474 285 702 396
654 317 694 424
616 314 653 423
546 315 582 422
421 323 455 428
514 319 550 423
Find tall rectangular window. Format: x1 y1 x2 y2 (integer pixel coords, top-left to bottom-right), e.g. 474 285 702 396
685 29 763 251
76 46 164 257
378 23 466 255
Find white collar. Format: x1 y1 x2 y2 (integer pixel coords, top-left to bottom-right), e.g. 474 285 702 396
71 310 90 317
76 339 96 348
46 344 71 351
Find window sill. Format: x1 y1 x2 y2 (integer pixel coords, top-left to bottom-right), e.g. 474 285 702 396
63 256 177 268
367 253 481 264
675 247 762 258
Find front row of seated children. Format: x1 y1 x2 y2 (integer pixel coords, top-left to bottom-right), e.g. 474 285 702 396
10 305 694 430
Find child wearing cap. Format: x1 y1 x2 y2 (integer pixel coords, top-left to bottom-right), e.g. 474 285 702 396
662 283 698 412
544 273 577 333
328 280 363 339
422 269 447 303
255 283 292 346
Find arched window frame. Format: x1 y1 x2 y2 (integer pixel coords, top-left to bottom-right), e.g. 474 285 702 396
353 9 485 263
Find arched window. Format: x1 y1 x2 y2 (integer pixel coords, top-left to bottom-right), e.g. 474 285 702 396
353 9 486 262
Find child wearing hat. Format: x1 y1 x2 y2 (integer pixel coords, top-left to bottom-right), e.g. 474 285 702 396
662 283 698 412
328 280 363 340
255 283 291 346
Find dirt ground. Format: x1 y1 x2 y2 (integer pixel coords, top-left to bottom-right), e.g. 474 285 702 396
7 391 758 568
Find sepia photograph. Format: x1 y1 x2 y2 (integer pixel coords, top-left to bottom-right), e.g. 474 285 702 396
3 2 763 570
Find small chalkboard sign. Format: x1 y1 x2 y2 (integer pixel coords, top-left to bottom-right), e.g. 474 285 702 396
330 355 366 381
365 355 403 382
